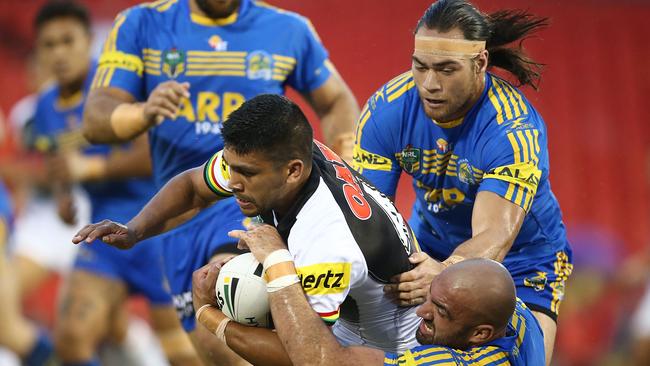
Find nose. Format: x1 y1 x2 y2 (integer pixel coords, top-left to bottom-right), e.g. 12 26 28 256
421 70 441 93
227 173 244 193
415 303 431 320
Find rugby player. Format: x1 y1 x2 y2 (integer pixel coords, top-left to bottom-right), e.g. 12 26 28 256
27 2 199 365
74 94 420 364
352 1 572 363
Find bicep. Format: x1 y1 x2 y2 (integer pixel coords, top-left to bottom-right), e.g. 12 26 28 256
302 68 355 117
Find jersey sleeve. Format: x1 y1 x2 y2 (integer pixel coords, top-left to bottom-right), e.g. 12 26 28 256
478 124 543 213
202 150 233 198
91 7 146 101
289 221 367 325
285 16 332 93
352 98 402 197
385 345 509 365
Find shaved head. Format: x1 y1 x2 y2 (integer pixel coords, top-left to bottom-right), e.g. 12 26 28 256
416 258 516 349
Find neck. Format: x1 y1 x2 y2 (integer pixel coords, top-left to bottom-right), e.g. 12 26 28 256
190 0 240 19
59 75 86 98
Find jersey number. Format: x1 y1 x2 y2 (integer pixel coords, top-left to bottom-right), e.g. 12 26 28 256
315 141 371 220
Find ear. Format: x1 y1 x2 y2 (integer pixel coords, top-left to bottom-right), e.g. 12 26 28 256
476 49 489 74
468 324 494 346
285 159 305 184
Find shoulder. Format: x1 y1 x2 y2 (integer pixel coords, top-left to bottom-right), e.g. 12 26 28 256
115 0 180 27
250 1 315 33
34 85 59 114
360 71 417 130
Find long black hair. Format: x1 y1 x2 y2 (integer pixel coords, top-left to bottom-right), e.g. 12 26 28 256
416 0 548 89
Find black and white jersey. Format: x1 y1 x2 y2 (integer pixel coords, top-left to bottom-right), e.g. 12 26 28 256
203 140 421 352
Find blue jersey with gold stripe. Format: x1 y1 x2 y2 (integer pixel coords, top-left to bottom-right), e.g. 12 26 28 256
0 181 12 246
32 66 156 223
94 0 332 188
383 299 545 365
353 71 569 260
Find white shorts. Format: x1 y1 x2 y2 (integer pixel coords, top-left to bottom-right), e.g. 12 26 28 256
632 282 650 338
11 188 90 273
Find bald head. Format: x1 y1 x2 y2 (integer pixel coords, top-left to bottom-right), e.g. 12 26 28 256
439 258 516 332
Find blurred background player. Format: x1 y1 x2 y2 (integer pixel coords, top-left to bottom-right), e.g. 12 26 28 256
352 1 572 364
81 0 359 364
27 2 199 366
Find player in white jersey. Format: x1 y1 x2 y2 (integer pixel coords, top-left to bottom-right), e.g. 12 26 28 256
74 94 421 363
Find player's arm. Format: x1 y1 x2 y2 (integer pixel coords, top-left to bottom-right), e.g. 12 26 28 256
81 8 190 144
301 65 359 161
72 153 223 249
193 226 385 366
83 82 189 144
390 126 542 304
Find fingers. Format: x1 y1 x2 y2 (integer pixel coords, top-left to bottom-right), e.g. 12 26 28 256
398 297 426 307
409 252 431 264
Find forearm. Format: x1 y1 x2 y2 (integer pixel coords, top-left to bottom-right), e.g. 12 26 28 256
446 229 515 265
83 89 149 144
319 89 358 151
127 168 215 241
198 306 292 366
102 134 152 179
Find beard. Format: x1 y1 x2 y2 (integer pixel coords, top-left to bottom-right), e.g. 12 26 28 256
195 0 240 19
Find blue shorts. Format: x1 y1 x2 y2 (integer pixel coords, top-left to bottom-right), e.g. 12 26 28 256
409 212 573 322
159 198 247 331
74 235 171 306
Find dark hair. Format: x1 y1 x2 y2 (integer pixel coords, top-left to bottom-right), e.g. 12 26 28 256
415 0 548 89
34 0 91 33
222 94 313 165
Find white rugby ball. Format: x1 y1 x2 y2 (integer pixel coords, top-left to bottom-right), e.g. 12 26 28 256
215 253 272 327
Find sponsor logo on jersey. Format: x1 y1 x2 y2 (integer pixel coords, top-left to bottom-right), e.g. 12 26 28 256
436 138 449 153
458 159 476 185
208 35 228 51
162 48 186 79
507 116 535 131
399 145 421 173
352 146 392 171
523 271 548 292
246 51 272 80
296 262 351 296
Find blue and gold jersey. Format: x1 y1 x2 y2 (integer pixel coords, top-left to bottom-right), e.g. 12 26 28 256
33 66 156 223
0 181 12 247
383 299 545 365
94 0 332 187
353 72 569 260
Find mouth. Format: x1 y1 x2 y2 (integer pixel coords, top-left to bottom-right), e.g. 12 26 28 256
418 319 434 337
423 98 445 108
235 196 255 209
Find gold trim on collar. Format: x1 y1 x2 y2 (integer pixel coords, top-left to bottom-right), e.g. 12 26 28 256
191 11 238 26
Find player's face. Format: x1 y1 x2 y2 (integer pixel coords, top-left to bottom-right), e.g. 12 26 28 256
223 147 292 217
195 0 241 18
415 278 474 349
412 27 486 123
37 17 91 87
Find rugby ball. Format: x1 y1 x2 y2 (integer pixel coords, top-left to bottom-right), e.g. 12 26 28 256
215 253 272 327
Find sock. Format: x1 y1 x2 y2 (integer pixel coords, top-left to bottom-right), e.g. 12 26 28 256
23 329 54 366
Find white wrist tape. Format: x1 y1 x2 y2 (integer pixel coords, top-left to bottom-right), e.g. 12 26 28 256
267 274 301 293
215 317 231 344
263 249 293 270
194 304 214 323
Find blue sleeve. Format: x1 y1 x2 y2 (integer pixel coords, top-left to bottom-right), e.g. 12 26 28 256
30 95 56 152
384 346 464 365
91 7 146 101
286 16 332 93
478 121 543 213
352 97 401 197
